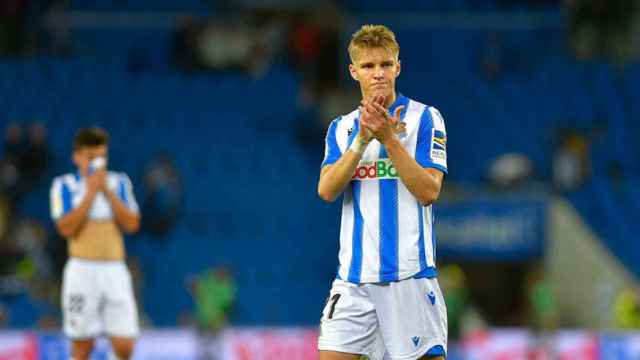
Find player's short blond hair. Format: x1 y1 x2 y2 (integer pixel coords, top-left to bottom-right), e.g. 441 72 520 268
348 25 399 63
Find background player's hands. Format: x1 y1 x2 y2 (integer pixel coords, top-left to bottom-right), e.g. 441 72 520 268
86 169 107 194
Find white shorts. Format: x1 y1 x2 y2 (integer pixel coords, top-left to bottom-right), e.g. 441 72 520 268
62 258 139 339
318 277 447 360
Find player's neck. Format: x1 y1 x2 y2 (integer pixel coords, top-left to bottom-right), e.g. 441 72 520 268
384 92 397 108
362 91 397 109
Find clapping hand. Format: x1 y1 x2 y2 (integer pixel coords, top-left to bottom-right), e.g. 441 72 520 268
359 95 405 144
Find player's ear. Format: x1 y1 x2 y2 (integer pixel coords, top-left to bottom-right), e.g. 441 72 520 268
395 59 401 78
349 63 359 81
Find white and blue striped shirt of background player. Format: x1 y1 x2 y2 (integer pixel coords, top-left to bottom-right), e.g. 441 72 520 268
321 94 448 284
50 171 140 222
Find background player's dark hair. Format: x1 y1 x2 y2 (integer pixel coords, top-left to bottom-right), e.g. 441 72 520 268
73 127 109 151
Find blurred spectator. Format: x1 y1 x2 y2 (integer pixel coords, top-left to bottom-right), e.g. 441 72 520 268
188 267 236 360
440 264 485 341
0 124 22 198
0 0 30 55
606 160 625 193
21 122 51 186
525 265 558 332
496 0 559 10
478 31 537 82
1 122 27 201
614 287 640 329
252 13 288 74
198 24 256 72
488 152 533 188
0 196 9 242
525 265 558 360
566 0 638 63
0 158 19 199
288 15 322 84
171 15 204 72
480 32 505 82
7 218 62 333
171 17 269 75
440 265 470 341
11 218 54 294
42 0 73 55
3 123 25 162
142 153 182 237
192 267 236 332
553 130 589 191
0 302 9 327
0 218 46 299
288 5 342 97
0 207 24 278
1 122 51 201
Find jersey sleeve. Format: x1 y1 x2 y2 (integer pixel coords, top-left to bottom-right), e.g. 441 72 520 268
321 118 342 167
118 173 140 214
416 106 448 174
50 177 73 220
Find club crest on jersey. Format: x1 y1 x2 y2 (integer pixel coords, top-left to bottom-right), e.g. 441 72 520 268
352 159 398 180
394 122 407 138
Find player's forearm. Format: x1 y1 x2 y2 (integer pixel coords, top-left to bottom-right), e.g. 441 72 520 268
56 190 97 238
317 150 363 202
105 190 140 234
383 138 442 205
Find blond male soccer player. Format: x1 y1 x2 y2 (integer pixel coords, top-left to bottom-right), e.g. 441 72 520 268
317 25 448 360
50 127 141 360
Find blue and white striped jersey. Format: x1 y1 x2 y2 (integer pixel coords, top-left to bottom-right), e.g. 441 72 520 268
321 94 448 284
50 171 139 221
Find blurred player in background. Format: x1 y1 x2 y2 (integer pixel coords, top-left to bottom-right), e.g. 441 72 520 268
317 25 448 360
50 127 141 360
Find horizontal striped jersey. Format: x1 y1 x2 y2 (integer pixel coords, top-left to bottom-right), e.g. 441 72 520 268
50 171 139 221
321 94 448 284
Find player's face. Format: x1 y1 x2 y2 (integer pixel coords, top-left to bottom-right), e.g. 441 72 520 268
349 47 400 105
73 145 108 175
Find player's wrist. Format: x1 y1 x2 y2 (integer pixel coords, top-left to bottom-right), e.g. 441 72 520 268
86 187 98 197
381 135 400 148
349 137 369 155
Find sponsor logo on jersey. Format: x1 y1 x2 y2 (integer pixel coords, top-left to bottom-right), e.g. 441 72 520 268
352 159 398 180
432 129 446 150
431 129 447 161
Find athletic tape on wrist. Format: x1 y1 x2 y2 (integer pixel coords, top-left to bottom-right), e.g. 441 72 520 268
350 140 367 155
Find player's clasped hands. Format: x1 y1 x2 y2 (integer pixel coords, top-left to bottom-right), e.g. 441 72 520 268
86 169 107 193
359 94 405 144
